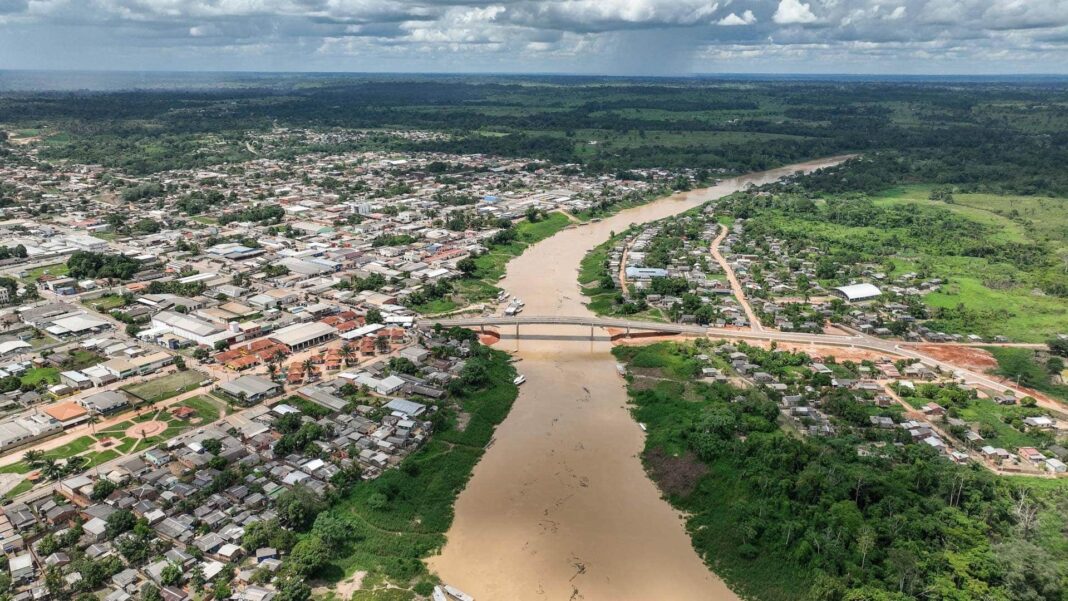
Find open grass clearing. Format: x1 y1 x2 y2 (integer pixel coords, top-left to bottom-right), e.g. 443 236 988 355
122 369 207 403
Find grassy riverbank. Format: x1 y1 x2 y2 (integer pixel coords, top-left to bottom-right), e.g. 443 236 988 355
420 212 571 314
614 341 1068 601
310 344 519 598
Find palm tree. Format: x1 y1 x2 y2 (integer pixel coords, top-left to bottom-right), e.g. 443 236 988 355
41 458 60 480
266 363 277 380
339 343 353 367
23 449 45 468
302 359 316 381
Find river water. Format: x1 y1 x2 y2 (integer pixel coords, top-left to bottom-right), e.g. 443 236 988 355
427 158 846 601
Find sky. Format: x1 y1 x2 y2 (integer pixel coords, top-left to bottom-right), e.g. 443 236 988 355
1 0 1068 75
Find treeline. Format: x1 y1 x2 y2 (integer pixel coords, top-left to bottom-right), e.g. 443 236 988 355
217 204 285 225
66 251 142 281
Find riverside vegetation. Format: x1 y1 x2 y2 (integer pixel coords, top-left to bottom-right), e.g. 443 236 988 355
614 341 1067 601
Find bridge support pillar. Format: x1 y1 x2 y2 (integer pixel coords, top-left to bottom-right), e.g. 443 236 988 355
626 326 630 339
591 325 595 340
516 323 520 338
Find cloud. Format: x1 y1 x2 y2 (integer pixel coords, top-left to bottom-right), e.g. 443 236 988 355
773 0 818 24
3 0 1068 74
718 10 756 26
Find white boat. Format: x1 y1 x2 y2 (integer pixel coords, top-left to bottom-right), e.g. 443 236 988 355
513 374 526 385
443 585 476 601
432 587 449 601
639 423 647 432
615 363 626 375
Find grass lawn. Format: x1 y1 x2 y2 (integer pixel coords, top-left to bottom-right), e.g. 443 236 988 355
922 274 1068 343
0 462 32 475
21 367 59 386
42 436 96 460
2 479 34 501
177 395 223 423
122 369 207 403
85 294 128 311
870 185 1068 341
955 398 1050 451
23 262 69 282
84 449 121 468
409 299 458 315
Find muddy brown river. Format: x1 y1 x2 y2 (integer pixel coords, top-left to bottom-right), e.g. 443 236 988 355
427 158 846 600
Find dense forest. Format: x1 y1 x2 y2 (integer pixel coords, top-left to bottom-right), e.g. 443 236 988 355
4 76 1068 197
615 341 1067 601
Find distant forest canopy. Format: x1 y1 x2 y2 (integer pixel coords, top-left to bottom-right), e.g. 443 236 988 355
3 76 1068 195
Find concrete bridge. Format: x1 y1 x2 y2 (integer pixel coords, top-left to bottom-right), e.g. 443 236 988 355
428 315 708 337
422 315 1037 397
424 314 897 350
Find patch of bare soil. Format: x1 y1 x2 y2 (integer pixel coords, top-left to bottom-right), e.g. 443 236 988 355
916 345 999 373
312 571 366 601
645 448 709 499
745 340 890 362
629 367 666 379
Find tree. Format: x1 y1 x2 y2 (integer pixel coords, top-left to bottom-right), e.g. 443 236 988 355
201 438 223 455
339 343 353 366
192 346 209 361
105 509 137 538
141 584 162 601
365 308 383 325
524 206 542 223
857 526 876 570
457 256 477 276
287 536 330 578
213 340 229 352
160 563 182 587
1048 337 1068 358
91 479 117 501
173 356 187 371
276 486 326 531
212 580 231 601
23 449 45 467
275 576 311 601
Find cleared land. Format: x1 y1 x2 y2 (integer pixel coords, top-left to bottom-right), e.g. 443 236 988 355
121 369 207 403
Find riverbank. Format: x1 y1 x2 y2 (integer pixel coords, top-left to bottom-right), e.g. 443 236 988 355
428 158 847 600
612 340 1068 601
311 344 519 597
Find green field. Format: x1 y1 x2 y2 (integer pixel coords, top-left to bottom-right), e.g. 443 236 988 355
177 395 224 423
983 346 1068 404
21 367 59 386
122 369 207 402
871 186 1068 341
23 262 69 282
85 293 128 311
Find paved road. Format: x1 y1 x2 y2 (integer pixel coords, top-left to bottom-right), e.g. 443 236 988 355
425 314 1056 404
